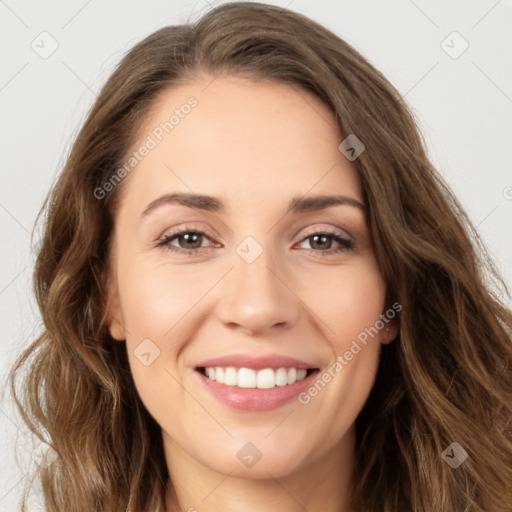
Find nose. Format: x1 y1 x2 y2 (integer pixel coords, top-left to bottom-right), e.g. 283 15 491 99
215 249 301 336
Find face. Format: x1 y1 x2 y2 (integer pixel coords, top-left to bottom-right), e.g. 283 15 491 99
105 74 397 480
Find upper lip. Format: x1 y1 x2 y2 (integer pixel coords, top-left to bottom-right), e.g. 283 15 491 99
195 354 320 370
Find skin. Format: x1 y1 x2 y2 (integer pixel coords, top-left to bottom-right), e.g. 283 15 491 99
105 73 398 512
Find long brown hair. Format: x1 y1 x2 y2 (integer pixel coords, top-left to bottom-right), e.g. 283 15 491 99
7 2 512 511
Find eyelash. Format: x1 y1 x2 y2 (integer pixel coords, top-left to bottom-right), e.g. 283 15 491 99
155 226 354 257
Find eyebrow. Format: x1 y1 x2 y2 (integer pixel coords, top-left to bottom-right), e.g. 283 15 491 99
141 192 365 218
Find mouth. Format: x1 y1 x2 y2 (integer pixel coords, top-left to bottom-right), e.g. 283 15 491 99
195 366 319 389
193 364 321 411
192 353 322 410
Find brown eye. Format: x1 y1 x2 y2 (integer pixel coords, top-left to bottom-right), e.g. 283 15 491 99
156 229 215 255
174 232 204 250
297 231 354 255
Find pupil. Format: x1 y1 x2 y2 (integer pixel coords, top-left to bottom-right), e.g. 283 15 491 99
311 234 331 250
182 233 202 249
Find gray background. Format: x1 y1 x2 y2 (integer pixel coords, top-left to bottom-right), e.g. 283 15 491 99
1 0 511 508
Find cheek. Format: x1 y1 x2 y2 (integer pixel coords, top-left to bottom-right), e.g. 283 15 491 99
115 257 193 399
295 261 386 418
118 255 207 340
301 260 386 347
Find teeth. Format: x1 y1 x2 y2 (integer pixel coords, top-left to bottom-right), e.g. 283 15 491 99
287 368 297 385
238 367 257 388
224 367 237 386
275 367 288 386
203 367 308 388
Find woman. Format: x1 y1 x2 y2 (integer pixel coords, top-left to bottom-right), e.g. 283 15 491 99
9 2 512 511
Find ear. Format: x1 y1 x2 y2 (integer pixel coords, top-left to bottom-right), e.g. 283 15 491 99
104 271 126 342
380 317 399 345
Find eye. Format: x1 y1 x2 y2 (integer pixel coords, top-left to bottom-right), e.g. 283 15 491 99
295 229 354 256
156 227 217 256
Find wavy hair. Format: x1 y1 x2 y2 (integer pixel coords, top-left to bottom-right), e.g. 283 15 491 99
7 2 512 511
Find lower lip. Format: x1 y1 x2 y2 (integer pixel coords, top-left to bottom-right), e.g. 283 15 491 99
194 369 320 411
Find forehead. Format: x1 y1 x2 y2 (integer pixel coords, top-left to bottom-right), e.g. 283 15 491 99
118 74 363 214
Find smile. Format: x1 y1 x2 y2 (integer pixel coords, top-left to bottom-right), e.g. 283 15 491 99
194 366 320 411
197 366 316 389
